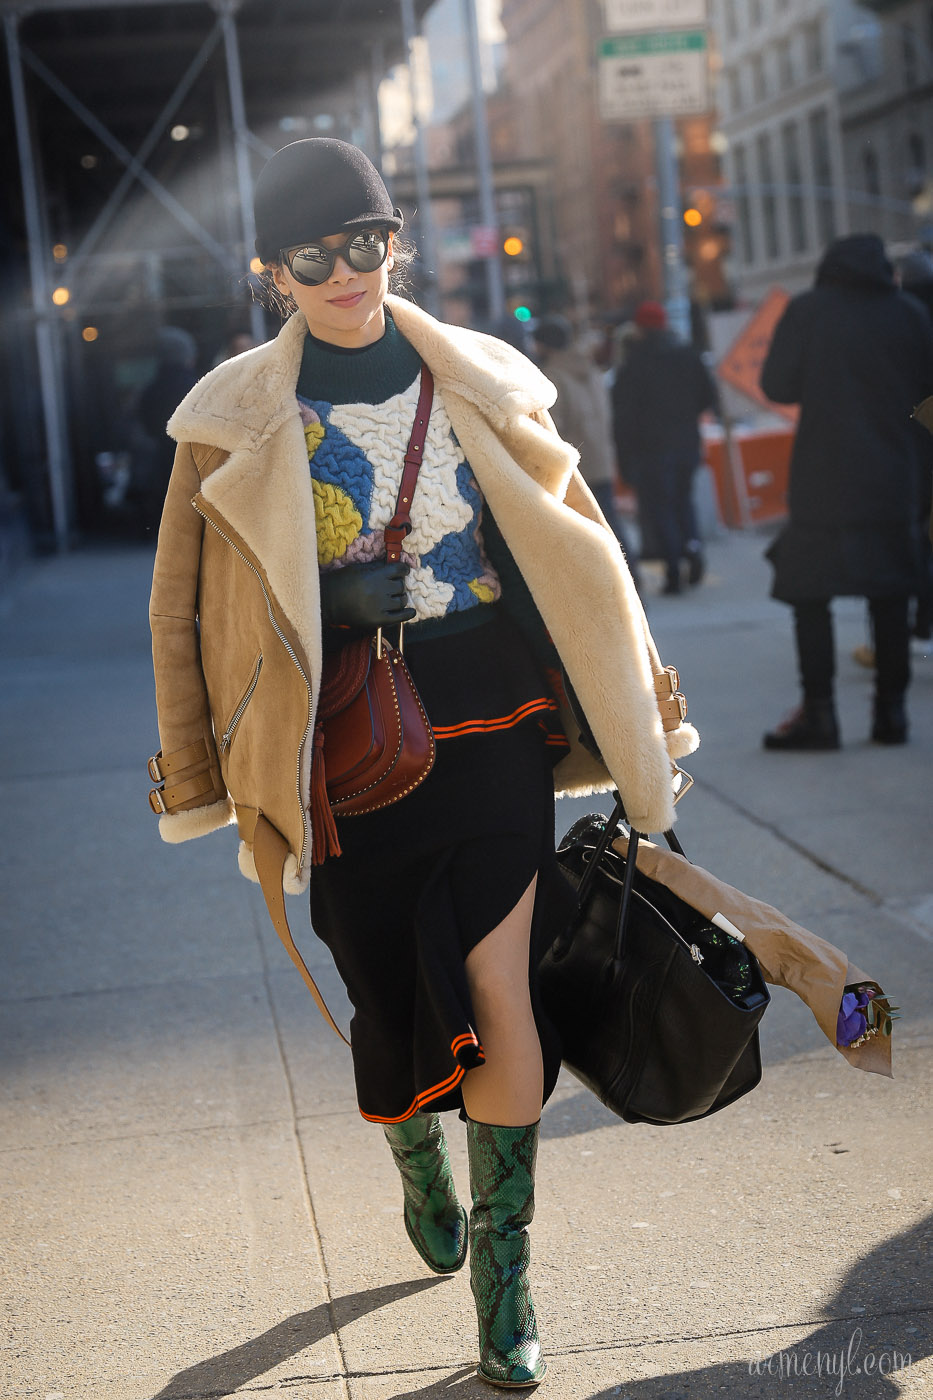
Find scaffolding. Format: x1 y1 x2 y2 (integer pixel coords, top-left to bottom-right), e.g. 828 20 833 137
0 0 431 548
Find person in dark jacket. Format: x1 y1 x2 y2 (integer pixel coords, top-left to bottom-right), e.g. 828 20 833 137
898 251 933 641
760 233 933 749
135 326 198 534
611 301 720 593
534 315 642 591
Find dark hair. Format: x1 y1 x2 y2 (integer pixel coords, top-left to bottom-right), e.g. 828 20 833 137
254 230 417 319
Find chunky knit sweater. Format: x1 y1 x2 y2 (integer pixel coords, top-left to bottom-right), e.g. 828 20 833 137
296 312 501 627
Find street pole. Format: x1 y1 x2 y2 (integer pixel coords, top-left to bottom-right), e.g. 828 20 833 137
368 40 386 170
463 0 505 324
654 115 691 343
400 0 441 316
218 0 266 346
5 12 73 551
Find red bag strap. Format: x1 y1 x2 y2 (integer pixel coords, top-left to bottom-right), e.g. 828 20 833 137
384 364 434 563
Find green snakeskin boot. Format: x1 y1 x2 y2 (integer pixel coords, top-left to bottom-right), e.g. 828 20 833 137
466 1118 546 1388
383 1113 468 1274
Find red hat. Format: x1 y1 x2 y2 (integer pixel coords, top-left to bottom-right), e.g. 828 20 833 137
633 300 667 330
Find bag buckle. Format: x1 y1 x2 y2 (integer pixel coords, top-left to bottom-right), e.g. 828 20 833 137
375 622 405 661
672 766 694 805
148 786 167 814
147 753 164 782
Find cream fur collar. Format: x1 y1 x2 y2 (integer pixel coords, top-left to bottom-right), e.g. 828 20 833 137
167 297 557 449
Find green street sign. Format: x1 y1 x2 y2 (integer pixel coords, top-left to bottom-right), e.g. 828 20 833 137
599 30 708 56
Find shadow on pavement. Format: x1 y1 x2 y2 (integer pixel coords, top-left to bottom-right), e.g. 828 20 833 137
376 1365 485 1397
540 1088 618 1139
582 1213 932 1398
149 1277 445 1399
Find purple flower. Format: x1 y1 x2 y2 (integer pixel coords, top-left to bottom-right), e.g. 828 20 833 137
837 989 874 1047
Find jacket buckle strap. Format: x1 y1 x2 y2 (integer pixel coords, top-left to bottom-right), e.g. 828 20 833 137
148 769 214 816
654 666 680 698
148 739 209 782
658 692 688 730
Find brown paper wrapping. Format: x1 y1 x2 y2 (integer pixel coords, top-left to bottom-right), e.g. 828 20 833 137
611 834 893 1078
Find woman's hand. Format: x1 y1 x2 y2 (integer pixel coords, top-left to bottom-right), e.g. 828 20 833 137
320 561 416 629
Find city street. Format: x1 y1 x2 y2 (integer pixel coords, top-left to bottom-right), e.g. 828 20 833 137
1 531 931 1399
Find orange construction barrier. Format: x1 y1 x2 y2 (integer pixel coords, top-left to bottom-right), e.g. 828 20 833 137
704 427 794 527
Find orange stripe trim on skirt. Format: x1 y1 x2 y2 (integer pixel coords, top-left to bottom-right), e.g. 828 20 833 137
433 697 559 741
450 1029 484 1057
358 1032 486 1124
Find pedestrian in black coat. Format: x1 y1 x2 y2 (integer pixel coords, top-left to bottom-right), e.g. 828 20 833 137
898 251 933 640
135 327 198 536
760 233 933 749
611 301 719 593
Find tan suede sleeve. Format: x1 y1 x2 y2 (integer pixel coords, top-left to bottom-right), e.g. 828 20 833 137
149 441 231 833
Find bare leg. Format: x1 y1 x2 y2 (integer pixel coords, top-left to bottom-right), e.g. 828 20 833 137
461 874 543 1126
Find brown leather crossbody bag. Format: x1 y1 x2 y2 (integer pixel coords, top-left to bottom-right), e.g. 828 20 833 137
309 363 437 864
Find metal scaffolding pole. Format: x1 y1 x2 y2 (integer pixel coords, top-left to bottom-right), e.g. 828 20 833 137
462 0 504 324
368 39 386 170
5 11 73 551
217 0 266 345
400 0 440 316
22 44 229 265
654 116 691 343
69 18 224 280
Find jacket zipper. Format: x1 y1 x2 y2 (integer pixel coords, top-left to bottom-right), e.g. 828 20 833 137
192 500 314 871
220 655 263 753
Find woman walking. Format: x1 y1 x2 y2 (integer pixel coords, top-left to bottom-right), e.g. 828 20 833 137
148 139 697 1387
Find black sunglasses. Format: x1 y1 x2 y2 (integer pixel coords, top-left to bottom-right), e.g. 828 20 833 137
281 228 389 286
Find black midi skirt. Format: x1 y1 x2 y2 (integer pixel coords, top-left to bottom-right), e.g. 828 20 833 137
309 607 576 1123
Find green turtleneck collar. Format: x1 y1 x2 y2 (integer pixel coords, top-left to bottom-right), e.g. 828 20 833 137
296 307 422 407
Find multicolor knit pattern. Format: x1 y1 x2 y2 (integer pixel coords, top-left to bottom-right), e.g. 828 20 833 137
384 1112 468 1274
298 376 501 624
466 1119 546 1387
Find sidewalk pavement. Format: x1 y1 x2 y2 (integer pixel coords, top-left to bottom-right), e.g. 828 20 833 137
1 533 931 1400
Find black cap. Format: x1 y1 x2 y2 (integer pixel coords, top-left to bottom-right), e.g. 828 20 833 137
254 138 403 264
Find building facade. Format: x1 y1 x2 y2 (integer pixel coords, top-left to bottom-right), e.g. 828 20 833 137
500 0 728 324
713 0 849 300
837 0 933 250
713 0 933 303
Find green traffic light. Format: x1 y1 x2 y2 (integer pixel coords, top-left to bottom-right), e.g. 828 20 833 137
514 306 532 322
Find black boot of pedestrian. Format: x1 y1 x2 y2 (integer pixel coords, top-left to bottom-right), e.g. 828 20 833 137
684 540 705 586
763 699 840 751
662 564 682 595
871 694 908 745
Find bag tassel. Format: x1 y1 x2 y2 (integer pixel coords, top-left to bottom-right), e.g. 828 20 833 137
310 722 342 864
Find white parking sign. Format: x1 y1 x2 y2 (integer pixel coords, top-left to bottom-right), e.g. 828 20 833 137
603 0 708 31
598 31 709 119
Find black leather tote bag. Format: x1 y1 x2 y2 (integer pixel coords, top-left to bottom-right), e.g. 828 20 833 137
540 796 770 1125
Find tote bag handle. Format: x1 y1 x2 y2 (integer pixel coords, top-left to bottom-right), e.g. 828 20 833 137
575 792 686 964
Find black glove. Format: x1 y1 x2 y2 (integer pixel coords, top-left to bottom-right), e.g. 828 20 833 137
320 561 416 630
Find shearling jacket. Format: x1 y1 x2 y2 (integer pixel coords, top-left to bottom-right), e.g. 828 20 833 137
149 296 699 894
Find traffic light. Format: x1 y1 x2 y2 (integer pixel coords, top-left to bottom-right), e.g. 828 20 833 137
502 228 530 261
